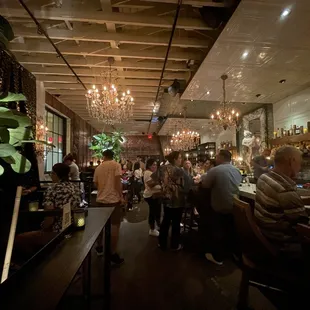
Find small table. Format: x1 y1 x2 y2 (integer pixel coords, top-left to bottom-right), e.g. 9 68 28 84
0 207 114 310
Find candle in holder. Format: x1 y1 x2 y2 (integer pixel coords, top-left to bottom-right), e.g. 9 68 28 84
72 209 86 229
28 201 39 212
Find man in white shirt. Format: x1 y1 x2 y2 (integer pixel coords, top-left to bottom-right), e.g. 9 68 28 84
94 149 124 265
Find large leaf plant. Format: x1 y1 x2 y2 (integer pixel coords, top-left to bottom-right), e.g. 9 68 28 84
0 107 51 176
89 131 124 162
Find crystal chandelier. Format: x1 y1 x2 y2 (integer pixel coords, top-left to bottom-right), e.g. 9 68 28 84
210 74 240 130
85 58 134 124
170 108 200 151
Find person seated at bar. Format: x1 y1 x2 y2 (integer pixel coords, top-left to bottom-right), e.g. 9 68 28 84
42 163 81 232
252 148 271 183
202 150 242 265
254 146 309 260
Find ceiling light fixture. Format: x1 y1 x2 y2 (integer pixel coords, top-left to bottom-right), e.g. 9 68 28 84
171 107 200 151
85 57 134 124
206 91 210 95
241 51 249 59
210 74 240 130
281 7 291 19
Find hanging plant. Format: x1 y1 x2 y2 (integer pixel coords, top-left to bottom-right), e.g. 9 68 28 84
0 107 54 175
89 131 124 162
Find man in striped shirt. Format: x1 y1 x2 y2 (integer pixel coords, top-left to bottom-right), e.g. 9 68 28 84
254 146 309 258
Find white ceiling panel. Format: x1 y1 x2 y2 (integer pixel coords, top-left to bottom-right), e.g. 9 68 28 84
182 0 310 104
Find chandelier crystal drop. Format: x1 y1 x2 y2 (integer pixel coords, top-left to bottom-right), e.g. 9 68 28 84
85 58 134 124
170 108 200 151
210 74 240 130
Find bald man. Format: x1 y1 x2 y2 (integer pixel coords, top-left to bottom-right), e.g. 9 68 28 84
254 146 309 258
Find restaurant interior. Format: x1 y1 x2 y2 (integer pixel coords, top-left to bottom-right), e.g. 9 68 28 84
1 0 310 309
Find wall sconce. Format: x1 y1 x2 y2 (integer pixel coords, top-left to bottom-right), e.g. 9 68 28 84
72 209 86 229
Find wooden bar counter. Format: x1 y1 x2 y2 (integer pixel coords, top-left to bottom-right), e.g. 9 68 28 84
0 207 114 310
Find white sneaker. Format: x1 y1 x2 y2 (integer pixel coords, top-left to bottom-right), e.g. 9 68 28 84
149 229 160 237
205 253 223 266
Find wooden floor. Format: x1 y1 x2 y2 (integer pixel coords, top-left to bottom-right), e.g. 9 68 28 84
60 202 284 310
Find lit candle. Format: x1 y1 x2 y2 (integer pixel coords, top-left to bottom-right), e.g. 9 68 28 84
77 218 85 227
29 201 39 212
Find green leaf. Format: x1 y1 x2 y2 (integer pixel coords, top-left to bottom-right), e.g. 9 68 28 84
3 156 15 164
0 118 19 128
11 152 31 174
0 143 17 157
0 164 3 176
0 109 32 145
0 127 10 143
0 107 10 112
0 92 26 102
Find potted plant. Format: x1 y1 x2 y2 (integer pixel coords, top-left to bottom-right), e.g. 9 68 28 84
89 131 124 161
0 106 52 175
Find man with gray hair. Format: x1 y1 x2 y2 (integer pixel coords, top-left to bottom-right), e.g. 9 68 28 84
254 145 309 258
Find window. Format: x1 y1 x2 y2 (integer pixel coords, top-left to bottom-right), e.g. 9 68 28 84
44 109 66 172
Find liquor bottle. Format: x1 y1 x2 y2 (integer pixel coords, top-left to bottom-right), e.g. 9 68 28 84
289 125 293 136
277 128 281 137
293 125 297 135
295 126 300 135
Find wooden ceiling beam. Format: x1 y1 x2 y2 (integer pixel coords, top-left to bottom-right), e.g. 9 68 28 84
4 8 212 30
36 75 171 86
47 90 158 98
25 65 190 80
17 54 190 71
44 83 159 92
10 41 204 61
12 27 209 49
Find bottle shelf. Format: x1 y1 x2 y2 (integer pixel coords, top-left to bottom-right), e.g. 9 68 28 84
270 133 310 146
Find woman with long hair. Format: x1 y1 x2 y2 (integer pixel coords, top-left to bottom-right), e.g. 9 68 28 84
143 158 162 237
183 160 196 178
147 151 191 250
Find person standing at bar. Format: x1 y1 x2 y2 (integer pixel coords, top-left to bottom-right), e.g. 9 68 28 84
202 150 242 265
148 151 191 250
252 148 271 183
94 149 124 265
143 158 162 237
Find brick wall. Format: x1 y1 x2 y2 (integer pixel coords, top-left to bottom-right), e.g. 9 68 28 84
122 135 162 160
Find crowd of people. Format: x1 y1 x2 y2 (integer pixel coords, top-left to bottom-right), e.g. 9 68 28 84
18 144 310 271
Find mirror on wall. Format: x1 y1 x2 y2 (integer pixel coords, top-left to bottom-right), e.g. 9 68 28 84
240 108 267 172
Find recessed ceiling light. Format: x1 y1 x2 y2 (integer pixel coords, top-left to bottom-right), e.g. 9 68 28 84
281 7 291 19
279 79 286 84
206 91 210 95
241 51 249 59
